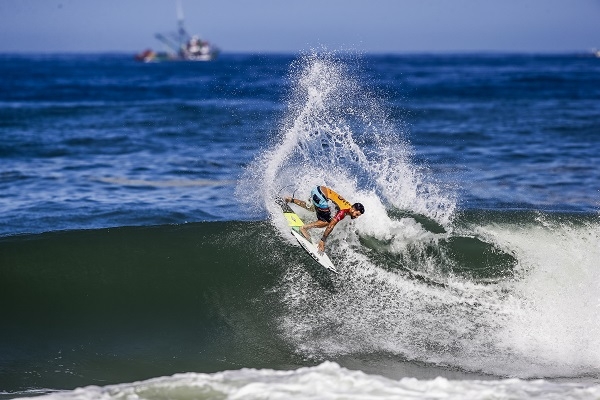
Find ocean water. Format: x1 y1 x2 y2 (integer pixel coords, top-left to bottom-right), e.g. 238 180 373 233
1 52 600 399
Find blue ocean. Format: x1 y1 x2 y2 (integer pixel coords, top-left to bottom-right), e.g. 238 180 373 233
1 52 599 399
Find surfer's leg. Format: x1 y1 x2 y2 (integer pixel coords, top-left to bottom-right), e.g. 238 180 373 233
285 196 312 210
300 220 327 241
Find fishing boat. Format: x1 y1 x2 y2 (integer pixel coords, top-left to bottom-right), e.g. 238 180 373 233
135 1 219 62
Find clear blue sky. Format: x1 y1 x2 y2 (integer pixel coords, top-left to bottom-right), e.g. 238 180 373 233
1 0 599 54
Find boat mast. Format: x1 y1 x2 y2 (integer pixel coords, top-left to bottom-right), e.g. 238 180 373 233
177 0 188 55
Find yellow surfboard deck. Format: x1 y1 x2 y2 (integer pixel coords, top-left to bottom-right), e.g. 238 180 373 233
283 211 304 229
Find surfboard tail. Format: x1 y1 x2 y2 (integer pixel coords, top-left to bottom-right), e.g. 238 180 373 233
275 197 295 214
290 230 338 274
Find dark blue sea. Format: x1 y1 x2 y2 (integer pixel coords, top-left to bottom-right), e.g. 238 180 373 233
1 52 599 399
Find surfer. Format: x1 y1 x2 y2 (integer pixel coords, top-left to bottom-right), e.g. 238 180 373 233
284 186 364 252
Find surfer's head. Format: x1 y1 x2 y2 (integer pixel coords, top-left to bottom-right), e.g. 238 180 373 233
350 203 364 219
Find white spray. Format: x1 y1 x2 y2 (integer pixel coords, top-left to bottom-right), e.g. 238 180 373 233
237 53 600 379
237 52 456 227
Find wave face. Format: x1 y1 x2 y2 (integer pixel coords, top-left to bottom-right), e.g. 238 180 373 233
0 222 293 392
1 212 599 395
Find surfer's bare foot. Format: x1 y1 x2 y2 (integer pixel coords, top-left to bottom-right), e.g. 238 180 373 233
299 226 311 241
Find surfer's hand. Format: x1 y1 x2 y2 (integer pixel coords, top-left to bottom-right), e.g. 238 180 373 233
317 240 325 253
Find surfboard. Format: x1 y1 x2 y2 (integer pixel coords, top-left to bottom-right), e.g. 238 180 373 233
277 198 338 274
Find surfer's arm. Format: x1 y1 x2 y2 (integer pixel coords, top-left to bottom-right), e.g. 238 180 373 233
317 218 339 252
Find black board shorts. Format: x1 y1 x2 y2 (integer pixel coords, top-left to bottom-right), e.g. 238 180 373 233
315 207 332 222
